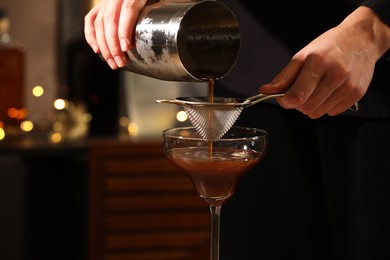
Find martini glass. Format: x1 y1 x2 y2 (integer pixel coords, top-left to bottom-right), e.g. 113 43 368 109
162 126 268 260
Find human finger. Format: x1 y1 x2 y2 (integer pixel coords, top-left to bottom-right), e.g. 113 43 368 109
84 4 101 53
324 86 362 117
95 0 118 69
118 0 148 51
301 79 362 118
259 58 303 94
279 54 326 110
103 0 127 67
294 60 345 117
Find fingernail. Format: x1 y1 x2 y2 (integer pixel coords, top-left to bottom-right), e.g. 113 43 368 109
90 44 99 53
120 38 130 51
107 58 118 70
114 56 125 67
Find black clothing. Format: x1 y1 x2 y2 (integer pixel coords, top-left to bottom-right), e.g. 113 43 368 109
216 1 390 259
220 103 390 260
362 0 390 26
218 0 390 118
362 0 390 61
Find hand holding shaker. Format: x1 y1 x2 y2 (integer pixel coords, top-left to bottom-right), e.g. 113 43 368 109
121 0 240 82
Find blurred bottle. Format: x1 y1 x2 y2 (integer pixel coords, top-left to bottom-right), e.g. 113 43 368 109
0 8 26 130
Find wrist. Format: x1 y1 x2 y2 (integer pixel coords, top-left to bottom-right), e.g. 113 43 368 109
344 6 390 60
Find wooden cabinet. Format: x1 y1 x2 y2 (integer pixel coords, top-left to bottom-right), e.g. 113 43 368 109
88 139 210 260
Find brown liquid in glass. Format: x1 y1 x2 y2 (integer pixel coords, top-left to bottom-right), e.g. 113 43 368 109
167 78 261 207
168 147 260 206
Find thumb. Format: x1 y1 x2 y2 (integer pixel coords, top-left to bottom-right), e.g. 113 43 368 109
259 59 303 94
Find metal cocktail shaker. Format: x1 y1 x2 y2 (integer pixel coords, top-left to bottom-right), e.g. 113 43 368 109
122 0 240 82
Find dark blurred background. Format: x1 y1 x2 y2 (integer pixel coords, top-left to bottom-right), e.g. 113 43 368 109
0 0 209 259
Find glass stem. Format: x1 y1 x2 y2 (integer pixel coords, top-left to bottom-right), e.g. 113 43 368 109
210 204 221 260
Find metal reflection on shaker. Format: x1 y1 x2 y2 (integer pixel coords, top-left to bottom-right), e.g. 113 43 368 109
121 0 240 82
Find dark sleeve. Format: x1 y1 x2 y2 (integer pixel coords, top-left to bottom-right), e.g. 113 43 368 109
361 0 390 26
361 0 390 61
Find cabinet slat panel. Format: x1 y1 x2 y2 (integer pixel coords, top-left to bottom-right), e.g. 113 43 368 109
88 141 210 260
104 159 181 175
104 231 209 250
104 249 194 260
104 177 193 193
104 195 206 211
104 212 210 231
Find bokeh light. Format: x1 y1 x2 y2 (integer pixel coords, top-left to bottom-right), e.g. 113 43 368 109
0 128 5 140
49 132 63 144
7 107 28 120
176 110 188 122
20 120 34 132
119 116 130 128
32 86 44 97
54 99 69 110
127 122 139 136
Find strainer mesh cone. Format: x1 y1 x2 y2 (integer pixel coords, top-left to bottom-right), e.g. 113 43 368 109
183 104 244 140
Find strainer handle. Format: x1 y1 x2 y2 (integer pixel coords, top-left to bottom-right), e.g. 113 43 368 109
246 93 359 112
246 93 285 106
155 99 187 106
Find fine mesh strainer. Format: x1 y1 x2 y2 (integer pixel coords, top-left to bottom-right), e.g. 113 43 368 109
156 93 284 140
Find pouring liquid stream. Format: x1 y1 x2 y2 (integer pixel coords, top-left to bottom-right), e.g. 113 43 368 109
207 78 215 161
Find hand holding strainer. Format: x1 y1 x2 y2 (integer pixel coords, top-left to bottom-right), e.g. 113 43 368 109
156 93 284 140
157 92 359 140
